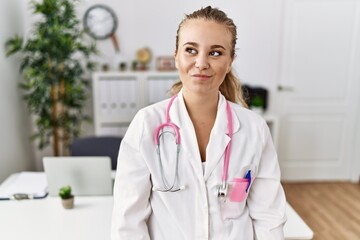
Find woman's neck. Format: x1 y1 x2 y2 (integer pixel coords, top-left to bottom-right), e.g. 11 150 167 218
182 90 219 162
182 91 219 119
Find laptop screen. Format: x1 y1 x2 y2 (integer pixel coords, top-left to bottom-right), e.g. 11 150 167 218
43 156 113 196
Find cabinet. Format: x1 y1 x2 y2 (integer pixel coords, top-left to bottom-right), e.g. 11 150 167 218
92 71 279 149
92 71 179 136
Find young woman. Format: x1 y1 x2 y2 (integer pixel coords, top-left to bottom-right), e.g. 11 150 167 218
111 6 286 239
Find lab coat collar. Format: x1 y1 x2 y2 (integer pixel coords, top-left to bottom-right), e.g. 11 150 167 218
169 89 241 180
169 89 240 134
169 90 203 176
204 93 241 180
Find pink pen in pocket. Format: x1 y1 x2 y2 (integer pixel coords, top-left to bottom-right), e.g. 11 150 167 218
229 170 251 202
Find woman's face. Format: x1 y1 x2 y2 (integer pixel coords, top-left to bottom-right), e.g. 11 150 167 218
175 19 233 97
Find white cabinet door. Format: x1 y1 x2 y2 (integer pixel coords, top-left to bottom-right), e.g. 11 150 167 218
277 0 360 180
93 73 141 136
145 74 179 105
92 72 179 136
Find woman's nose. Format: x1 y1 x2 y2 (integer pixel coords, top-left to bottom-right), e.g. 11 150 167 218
195 54 209 70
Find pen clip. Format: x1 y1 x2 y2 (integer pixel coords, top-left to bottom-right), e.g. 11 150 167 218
245 170 251 193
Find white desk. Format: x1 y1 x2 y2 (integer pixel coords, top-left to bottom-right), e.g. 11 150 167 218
0 198 313 240
0 174 313 240
0 196 113 240
285 203 314 240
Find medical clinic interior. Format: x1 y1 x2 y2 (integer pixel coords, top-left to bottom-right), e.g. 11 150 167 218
1 0 360 239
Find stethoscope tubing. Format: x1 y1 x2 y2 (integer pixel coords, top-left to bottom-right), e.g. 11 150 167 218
154 123 180 145
222 101 233 183
154 95 181 192
153 94 233 195
156 133 181 192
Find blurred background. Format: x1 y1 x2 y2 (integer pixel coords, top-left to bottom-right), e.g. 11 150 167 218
0 1 360 238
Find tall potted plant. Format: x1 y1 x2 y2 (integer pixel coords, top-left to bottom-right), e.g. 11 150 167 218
5 0 97 156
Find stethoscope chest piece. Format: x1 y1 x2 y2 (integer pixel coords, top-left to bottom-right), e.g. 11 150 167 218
217 182 228 198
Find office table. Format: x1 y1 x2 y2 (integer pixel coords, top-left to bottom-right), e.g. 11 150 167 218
0 197 313 240
0 196 112 240
0 173 313 240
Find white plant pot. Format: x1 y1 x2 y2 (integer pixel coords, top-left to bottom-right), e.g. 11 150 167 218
61 197 74 209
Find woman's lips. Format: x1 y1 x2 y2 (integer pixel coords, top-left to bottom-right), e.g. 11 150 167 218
192 74 211 80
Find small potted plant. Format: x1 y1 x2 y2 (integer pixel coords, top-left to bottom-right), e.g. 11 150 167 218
119 62 127 71
59 185 74 209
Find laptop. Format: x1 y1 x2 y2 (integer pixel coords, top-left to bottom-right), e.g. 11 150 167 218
43 156 113 196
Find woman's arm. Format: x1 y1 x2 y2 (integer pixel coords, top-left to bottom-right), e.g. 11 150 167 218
111 111 152 240
247 120 287 240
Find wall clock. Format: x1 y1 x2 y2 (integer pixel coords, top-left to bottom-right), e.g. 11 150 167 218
83 4 120 52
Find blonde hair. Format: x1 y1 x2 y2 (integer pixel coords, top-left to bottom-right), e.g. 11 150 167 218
170 6 247 106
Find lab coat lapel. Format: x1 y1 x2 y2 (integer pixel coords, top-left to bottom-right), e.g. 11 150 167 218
168 91 241 180
169 91 204 176
204 95 240 181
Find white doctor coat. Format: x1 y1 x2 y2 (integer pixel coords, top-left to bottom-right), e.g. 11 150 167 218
111 90 287 240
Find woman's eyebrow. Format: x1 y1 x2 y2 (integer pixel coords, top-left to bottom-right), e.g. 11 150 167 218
183 42 198 47
183 42 226 50
211 45 226 50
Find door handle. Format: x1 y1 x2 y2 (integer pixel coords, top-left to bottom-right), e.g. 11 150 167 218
277 85 294 91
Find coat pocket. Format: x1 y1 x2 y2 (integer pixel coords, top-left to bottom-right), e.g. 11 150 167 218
220 196 247 219
220 179 249 219
228 178 249 202
219 165 257 220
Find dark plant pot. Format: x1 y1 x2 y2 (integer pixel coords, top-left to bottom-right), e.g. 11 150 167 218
61 196 74 209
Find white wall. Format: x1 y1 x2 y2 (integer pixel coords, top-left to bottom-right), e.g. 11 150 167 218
351 19 360 181
0 1 35 182
354 108 360 182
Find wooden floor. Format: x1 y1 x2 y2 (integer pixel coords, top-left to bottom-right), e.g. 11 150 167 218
282 182 360 240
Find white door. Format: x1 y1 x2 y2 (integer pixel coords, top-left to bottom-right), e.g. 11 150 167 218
277 0 360 181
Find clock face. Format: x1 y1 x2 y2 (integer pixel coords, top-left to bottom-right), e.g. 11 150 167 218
83 5 118 40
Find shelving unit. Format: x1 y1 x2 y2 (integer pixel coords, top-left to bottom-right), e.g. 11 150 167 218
92 71 179 136
92 71 279 148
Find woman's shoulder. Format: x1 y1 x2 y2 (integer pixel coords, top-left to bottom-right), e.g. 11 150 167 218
229 102 267 127
124 98 171 145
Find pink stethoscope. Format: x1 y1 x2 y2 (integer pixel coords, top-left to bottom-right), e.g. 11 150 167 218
153 94 233 198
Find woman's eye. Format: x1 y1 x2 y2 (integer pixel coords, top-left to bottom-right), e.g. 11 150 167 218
185 48 197 54
210 51 221 57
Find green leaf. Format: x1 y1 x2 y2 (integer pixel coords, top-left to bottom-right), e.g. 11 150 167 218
59 185 72 199
5 36 23 57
